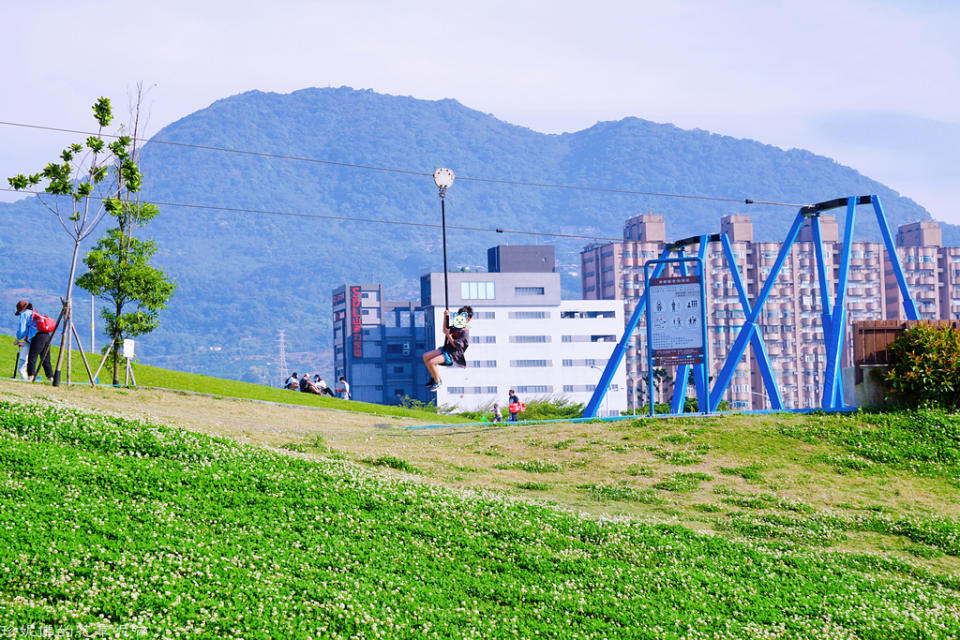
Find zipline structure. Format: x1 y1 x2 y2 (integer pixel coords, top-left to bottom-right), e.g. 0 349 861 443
583 194 920 418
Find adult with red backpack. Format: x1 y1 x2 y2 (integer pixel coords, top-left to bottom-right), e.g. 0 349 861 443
14 300 56 382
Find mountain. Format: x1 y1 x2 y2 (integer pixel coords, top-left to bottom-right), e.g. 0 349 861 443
2 87 956 383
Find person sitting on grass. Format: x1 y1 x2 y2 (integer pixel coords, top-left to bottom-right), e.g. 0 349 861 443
299 373 322 395
314 375 336 397
421 306 473 392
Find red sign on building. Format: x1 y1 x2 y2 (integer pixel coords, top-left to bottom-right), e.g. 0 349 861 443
350 286 363 358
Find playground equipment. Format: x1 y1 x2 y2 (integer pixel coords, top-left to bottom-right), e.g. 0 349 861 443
582 195 920 418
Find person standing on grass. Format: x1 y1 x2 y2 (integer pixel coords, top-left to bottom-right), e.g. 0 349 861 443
491 402 503 423
337 375 351 400
507 389 524 422
14 300 55 382
421 306 473 392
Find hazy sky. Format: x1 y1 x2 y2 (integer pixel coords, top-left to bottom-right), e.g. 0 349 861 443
2 0 958 223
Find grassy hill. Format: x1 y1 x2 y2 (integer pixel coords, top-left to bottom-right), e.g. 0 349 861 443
0 349 958 637
0 398 958 638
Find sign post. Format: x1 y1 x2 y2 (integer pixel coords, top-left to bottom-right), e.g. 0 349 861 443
644 257 709 416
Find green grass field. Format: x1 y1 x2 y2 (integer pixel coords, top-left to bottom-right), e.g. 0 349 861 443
0 334 460 423
1 399 959 638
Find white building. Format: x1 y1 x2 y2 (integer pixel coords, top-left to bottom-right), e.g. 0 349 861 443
423 246 628 415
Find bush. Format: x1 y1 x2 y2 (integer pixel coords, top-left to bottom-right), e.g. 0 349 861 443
456 397 584 422
883 324 960 410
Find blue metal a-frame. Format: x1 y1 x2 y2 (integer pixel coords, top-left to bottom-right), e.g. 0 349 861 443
582 194 919 417
710 195 919 412
583 231 782 417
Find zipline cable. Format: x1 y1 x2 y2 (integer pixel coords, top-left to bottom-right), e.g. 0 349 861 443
0 119 809 208
0 187 626 242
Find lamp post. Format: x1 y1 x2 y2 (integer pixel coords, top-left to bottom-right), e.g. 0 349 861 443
433 168 455 312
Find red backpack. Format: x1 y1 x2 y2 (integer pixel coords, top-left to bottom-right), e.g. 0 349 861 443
32 311 56 333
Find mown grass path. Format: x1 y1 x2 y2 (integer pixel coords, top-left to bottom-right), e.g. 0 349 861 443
1 400 959 638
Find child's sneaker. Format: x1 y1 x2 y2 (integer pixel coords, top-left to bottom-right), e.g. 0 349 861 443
428 378 442 392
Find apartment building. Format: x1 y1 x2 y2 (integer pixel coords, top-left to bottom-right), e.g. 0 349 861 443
582 214 960 411
335 245 628 415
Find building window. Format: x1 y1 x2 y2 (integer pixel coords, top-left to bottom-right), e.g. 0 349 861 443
590 335 616 342
474 311 496 319
511 360 551 367
509 311 549 319
475 335 497 344
517 385 552 393
461 281 495 300
562 359 574 367
448 387 465 394
561 310 616 319
515 287 545 295
510 335 550 343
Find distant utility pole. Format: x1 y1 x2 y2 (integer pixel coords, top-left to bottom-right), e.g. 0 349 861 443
278 330 289 385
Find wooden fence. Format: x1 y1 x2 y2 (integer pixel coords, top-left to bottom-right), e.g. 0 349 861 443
852 319 960 366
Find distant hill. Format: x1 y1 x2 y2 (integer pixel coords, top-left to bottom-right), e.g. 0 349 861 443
2 86 956 382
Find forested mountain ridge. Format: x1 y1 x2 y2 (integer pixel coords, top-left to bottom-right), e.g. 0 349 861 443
1 86 953 383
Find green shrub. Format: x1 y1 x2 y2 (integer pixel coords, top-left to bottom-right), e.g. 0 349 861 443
457 397 584 421
883 324 960 410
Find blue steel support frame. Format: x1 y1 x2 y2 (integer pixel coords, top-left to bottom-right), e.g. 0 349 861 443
670 239 709 414
806 195 918 408
821 199 857 408
646 256 710 416
810 216 845 408
584 194 918 419
709 210 806 411
718 234 783 409
582 245 674 418
872 197 920 321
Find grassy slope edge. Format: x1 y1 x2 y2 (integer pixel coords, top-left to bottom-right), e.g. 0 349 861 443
0 334 460 423
0 401 958 639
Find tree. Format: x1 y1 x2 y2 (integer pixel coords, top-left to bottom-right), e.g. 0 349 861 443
8 97 140 385
882 323 960 410
75 88 175 385
76 229 174 384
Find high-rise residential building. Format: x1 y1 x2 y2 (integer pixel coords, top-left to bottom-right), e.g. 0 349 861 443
582 214 960 411
334 245 628 415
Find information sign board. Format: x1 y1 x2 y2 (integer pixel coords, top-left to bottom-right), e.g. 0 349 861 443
648 274 704 363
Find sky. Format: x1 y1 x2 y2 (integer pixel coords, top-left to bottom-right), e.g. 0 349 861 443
1 0 958 224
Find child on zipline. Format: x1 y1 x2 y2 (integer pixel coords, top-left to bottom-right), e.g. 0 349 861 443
422 306 473 392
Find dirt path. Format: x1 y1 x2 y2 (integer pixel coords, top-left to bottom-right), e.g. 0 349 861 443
0 379 436 452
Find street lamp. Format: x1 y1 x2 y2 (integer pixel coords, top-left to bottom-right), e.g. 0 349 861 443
433 168 455 313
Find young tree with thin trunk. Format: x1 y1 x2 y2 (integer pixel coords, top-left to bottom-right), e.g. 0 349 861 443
8 97 140 385
75 87 175 385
